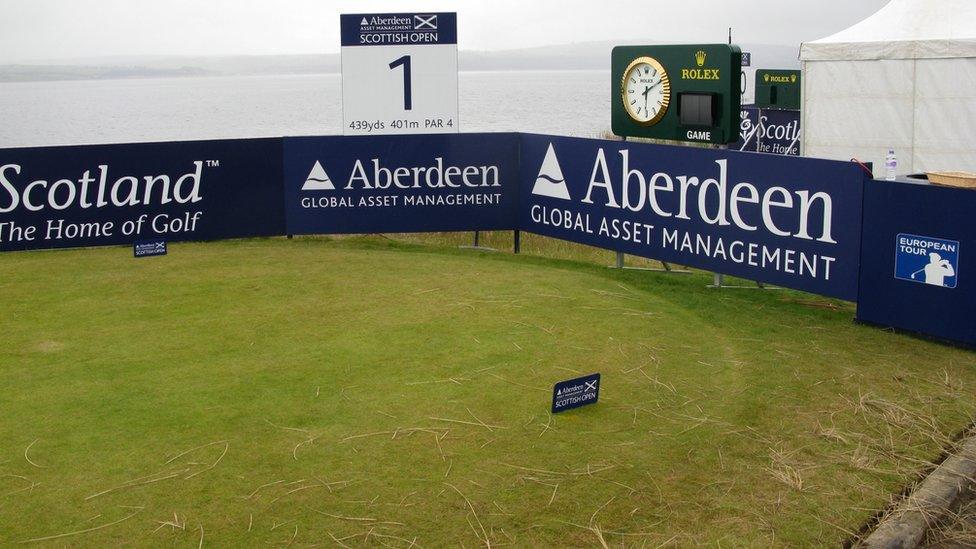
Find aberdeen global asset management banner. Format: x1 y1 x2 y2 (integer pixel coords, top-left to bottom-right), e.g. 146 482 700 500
0 138 285 252
284 134 519 235
519 134 866 300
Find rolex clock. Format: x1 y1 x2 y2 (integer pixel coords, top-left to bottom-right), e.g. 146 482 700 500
611 44 741 144
621 56 670 125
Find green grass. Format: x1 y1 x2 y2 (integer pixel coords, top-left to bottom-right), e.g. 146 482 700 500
0 235 974 547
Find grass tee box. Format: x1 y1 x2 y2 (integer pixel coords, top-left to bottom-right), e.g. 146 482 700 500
1 236 974 546
611 44 742 144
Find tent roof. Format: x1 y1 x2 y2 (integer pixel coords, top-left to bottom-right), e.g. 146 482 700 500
800 0 976 61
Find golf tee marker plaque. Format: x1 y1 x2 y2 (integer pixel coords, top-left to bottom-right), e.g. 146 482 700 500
552 373 601 413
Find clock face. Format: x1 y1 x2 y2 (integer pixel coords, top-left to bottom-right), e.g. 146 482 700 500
621 57 670 125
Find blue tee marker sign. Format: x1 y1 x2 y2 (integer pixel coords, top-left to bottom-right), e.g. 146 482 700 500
133 239 167 258
551 373 600 413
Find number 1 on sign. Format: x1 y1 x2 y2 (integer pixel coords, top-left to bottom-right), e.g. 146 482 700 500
389 55 412 111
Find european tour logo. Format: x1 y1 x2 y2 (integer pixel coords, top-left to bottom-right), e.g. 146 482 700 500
894 233 959 289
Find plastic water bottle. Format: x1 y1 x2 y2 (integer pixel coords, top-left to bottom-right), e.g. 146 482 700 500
885 149 897 180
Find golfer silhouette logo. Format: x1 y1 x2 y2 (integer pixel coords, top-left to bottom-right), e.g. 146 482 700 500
913 252 956 287
895 234 959 288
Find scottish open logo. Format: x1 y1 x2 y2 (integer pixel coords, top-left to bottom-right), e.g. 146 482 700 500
894 233 959 288
531 143 571 200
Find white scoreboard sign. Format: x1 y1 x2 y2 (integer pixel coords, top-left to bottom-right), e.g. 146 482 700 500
340 12 459 135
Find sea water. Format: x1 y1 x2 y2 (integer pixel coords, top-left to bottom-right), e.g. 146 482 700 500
0 71 611 148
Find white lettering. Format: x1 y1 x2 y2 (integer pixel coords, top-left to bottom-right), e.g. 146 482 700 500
583 148 619 207
761 187 793 237
48 179 76 210
729 182 759 231
697 159 731 226
0 164 21 213
794 190 836 243
619 150 646 212
647 172 673 218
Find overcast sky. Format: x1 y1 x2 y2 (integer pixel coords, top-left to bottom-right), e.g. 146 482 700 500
0 0 889 63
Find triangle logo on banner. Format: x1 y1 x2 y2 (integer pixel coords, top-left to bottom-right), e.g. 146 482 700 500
531 143 571 200
302 161 335 191
361 17 369 26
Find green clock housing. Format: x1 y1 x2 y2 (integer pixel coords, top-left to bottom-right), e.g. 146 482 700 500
611 44 741 144
755 69 802 110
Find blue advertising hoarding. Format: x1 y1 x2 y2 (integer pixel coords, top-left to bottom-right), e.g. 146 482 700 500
4 130 976 346
519 133 866 300
732 106 800 156
755 109 801 156
732 106 761 152
857 180 975 346
284 133 519 235
0 138 284 252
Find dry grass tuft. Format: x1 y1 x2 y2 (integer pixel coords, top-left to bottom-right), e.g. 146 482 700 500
766 447 806 492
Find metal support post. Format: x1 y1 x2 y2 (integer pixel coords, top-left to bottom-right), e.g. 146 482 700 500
458 230 497 252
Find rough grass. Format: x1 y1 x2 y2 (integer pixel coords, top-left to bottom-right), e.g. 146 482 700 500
0 235 974 547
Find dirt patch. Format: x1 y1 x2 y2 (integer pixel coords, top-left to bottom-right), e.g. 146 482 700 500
33 340 65 353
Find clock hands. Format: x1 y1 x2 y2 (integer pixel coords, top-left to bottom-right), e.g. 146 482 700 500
643 78 666 118
623 58 666 122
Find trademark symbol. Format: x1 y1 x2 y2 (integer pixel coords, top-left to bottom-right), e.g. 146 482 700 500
206 160 220 168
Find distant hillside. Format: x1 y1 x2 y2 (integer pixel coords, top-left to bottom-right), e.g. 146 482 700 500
0 64 214 82
0 42 799 82
0 55 341 82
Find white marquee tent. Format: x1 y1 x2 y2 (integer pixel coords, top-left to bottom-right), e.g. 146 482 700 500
800 0 976 177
